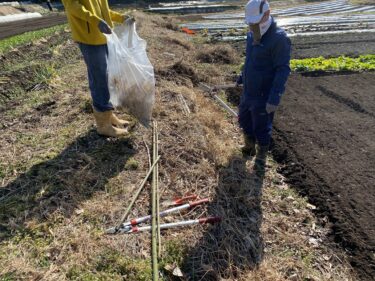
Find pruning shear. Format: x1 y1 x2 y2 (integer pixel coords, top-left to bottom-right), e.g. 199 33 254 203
105 197 210 234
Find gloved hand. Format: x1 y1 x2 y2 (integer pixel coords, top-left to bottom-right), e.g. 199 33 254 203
123 14 136 25
266 103 278 114
98 20 112 34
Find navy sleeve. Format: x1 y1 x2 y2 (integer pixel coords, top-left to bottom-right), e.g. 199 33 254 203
268 34 291 106
238 33 252 86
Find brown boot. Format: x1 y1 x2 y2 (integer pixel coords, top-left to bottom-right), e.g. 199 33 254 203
93 110 128 137
242 134 256 157
254 144 269 176
110 111 130 128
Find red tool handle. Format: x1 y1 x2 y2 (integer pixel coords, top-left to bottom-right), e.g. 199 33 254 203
189 198 209 207
199 217 221 224
175 194 198 205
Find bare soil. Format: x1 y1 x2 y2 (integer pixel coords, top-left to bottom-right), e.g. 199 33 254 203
290 32 375 59
0 29 80 105
271 72 375 280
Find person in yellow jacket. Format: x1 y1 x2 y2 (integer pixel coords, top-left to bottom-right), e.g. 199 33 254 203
62 0 134 137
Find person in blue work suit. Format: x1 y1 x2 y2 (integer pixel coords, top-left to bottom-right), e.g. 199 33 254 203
237 0 291 174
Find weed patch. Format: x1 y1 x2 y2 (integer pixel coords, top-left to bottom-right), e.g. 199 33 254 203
125 157 139 170
0 24 67 55
94 250 152 280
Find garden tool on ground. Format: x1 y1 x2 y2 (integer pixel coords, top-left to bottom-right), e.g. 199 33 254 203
119 217 222 234
199 82 239 117
161 194 198 207
105 198 209 234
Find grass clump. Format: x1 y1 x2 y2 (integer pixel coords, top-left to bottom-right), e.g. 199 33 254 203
65 249 153 280
0 272 17 281
291 55 375 72
159 240 188 279
125 157 139 170
161 239 187 267
95 250 152 280
0 24 67 55
33 63 57 86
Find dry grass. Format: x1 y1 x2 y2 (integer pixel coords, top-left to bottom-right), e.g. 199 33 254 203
197 45 240 64
0 11 356 281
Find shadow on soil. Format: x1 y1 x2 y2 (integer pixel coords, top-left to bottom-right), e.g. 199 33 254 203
182 155 265 280
0 130 135 241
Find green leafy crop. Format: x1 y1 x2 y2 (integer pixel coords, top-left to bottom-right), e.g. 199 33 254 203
290 55 375 72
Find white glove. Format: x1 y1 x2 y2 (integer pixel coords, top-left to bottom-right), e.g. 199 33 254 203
266 103 278 114
123 15 135 25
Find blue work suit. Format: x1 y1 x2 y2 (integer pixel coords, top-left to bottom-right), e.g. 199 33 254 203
238 19 291 146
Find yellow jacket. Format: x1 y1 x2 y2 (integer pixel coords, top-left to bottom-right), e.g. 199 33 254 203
62 0 124 45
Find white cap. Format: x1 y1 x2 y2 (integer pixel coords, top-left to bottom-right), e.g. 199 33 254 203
245 0 270 24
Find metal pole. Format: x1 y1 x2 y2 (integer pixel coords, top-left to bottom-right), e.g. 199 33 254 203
152 121 159 281
213 94 238 117
198 82 238 117
156 123 162 258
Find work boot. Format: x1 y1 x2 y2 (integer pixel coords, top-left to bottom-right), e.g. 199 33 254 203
110 111 130 128
242 134 256 157
254 144 269 176
93 110 129 137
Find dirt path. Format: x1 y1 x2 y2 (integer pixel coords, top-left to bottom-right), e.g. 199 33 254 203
272 72 375 280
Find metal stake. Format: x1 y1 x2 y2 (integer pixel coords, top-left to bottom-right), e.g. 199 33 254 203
152 121 159 281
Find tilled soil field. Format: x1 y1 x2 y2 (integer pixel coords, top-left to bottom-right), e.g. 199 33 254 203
272 72 375 280
291 32 375 59
0 14 67 40
232 32 375 59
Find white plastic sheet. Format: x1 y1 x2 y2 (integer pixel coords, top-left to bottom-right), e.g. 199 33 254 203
106 22 155 127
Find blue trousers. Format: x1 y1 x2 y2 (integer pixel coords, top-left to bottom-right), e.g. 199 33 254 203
78 43 114 112
238 104 275 146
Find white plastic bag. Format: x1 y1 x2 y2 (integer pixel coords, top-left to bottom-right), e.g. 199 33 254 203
105 23 155 127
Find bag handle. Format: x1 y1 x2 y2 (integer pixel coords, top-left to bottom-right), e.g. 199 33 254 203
127 22 135 48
